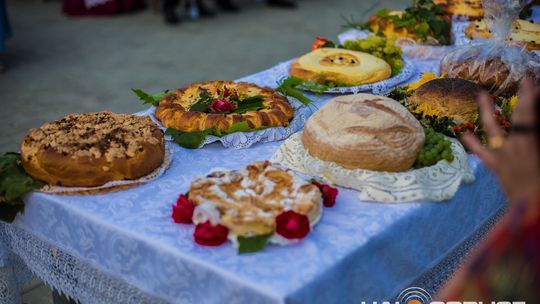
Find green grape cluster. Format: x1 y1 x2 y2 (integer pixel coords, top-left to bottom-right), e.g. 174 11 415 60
414 128 454 168
343 36 404 75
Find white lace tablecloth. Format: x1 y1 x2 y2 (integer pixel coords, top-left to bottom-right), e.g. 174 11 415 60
0 58 506 303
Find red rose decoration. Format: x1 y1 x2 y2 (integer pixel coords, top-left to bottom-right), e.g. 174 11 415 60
210 99 235 113
311 36 328 50
321 185 338 207
194 221 229 246
275 210 310 240
311 181 339 208
171 194 195 224
222 86 230 98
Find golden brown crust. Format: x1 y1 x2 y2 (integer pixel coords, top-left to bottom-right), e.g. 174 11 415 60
433 0 484 19
301 94 425 172
409 78 483 123
466 19 540 51
20 112 165 187
289 48 391 86
439 52 538 97
188 161 321 236
155 81 294 132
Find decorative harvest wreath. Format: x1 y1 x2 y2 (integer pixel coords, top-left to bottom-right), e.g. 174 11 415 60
155 81 295 133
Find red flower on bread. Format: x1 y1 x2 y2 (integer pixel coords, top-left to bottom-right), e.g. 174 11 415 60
311 181 339 207
210 99 235 113
222 86 230 98
172 194 195 224
311 36 329 50
194 221 229 246
275 210 310 239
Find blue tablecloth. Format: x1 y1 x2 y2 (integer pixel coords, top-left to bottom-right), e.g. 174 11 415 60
0 38 509 303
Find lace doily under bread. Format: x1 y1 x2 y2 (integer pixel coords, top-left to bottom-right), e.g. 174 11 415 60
270 132 475 203
38 143 173 195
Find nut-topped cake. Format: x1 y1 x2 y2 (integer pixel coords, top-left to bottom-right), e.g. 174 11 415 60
20 111 165 187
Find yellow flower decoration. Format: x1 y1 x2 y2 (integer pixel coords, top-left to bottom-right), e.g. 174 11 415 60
508 95 518 113
406 72 443 91
414 103 442 117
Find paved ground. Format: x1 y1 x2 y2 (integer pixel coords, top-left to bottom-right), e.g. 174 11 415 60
0 0 407 302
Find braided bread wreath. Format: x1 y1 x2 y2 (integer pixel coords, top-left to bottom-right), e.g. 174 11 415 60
154 81 295 133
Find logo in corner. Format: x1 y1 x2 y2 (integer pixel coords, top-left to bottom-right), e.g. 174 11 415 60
397 287 432 304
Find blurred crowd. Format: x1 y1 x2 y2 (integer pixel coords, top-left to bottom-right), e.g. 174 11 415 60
60 0 297 24
0 0 297 71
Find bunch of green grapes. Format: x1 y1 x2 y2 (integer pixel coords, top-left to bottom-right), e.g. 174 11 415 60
414 128 454 168
343 35 404 75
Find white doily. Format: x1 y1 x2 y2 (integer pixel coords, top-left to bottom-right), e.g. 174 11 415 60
273 58 416 95
270 132 475 203
141 97 317 150
38 143 173 195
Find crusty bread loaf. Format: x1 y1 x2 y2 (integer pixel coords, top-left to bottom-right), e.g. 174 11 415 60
409 78 483 123
20 112 165 187
301 94 424 172
290 48 391 86
439 51 538 97
155 81 294 132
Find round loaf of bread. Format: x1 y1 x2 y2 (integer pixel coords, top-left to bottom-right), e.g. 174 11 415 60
301 94 425 172
290 48 391 86
20 112 165 187
409 78 483 123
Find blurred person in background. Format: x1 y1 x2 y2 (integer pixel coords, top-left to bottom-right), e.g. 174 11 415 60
437 78 540 302
163 0 297 24
163 0 219 25
62 0 145 16
0 0 11 73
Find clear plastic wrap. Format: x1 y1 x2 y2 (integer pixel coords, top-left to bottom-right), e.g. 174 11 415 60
440 0 540 96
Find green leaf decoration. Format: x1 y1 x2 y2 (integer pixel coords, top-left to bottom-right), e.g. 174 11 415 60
350 0 450 45
234 95 265 114
189 88 214 113
165 121 267 149
132 88 172 107
0 152 45 223
238 233 273 254
296 80 337 94
165 128 213 149
275 77 313 105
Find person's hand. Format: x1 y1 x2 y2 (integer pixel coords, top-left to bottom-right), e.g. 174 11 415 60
461 78 540 203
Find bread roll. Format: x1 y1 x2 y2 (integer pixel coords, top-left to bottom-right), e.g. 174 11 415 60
301 94 424 172
409 78 483 123
21 112 165 187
